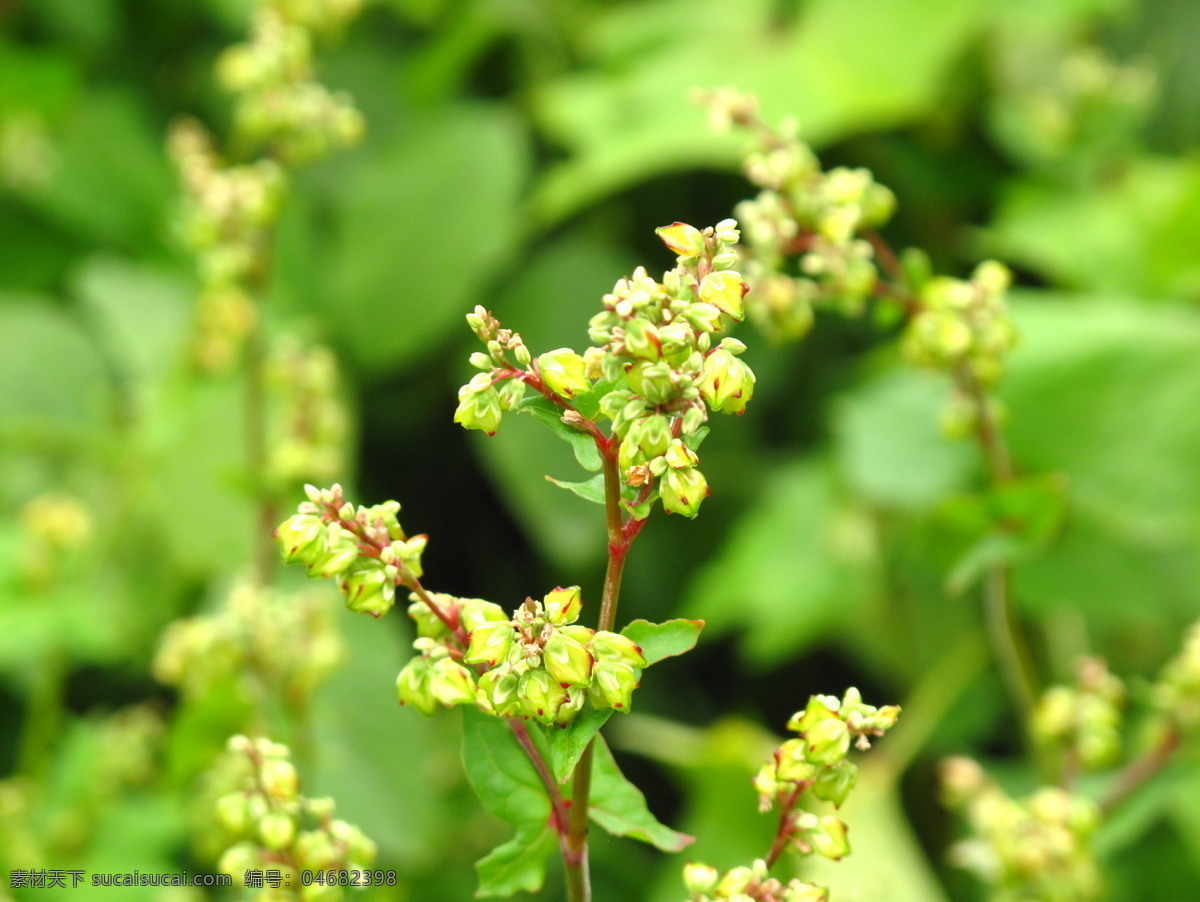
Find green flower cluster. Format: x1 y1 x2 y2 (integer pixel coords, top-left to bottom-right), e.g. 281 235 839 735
276 484 428 618
168 117 284 372
698 89 894 337
154 579 343 704
454 220 755 518
216 736 376 902
266 338 349 490
167 0 363 373
1153 620 1200 731
216 0 365 164
17 492 93 589
1033 657 1125 772
942 758 1101 902
901 260 1017 389
682 859 828 902
754 688 900 815
397 586 649 727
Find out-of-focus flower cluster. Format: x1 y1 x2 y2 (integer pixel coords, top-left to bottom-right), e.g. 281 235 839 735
1153 620 1200 732
1033 657 1125 773
682 859 828 902
455 221 755 518
154 579 343 706
17 492 93 589
942 758 1101 902
266 338 349 491
214 736 376 901
168 0 364 374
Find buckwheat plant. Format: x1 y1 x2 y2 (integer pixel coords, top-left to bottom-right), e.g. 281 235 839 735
699 86 1200 902
680 689 899 902
275 221 893 900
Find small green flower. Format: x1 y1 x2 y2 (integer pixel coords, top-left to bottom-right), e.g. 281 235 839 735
536 348 590 399
662 466 709 517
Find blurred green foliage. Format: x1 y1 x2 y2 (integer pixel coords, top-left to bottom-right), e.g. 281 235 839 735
3 0 1200 900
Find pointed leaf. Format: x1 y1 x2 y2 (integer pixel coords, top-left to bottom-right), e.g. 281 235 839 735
589 736 693 852
621 619 704 665
519 394 603 471
545 473 606 505
475 821 557 898
462 708 550 826
547 707 614 784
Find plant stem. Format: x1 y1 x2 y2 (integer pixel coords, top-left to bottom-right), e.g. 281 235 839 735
957 365 1039 737
564 439 640 902
1099 722 1183 816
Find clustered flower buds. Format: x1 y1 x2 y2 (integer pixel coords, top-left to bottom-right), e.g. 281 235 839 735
1152 619 1200 731
168 0 363 374
682 691 898 902
682 858 828 902
901 260 1017 388
456 221 755 518
216 735 375 901
216 2 365 165
154 580 343 704
754 688 900 816
941 758 1101 902
267 338 350 490
694 89 894 339
276 484 427 618
17 492 93 589
1033 657 1125 772
396 586 649 726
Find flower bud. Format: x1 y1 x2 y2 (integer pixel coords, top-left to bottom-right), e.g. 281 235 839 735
589 662 639 711
701 349 755 414
656 222 706 259
803 716 851 766
544 633 594 688
622 318 661 360
259 812 296 851
683 863 720 896
454 383 503 435
811 758 857 808
216 792 250 834
699 271 749 320
396 657 437 715
340 561 395 618
811 817 850 860
536 348 589 399
519 668 571 723
784 882 830 902
308 526 358 578
544 586 583 625
662 466 709 518
716 866 754 896
590 631 647 668
276 513 324 562
625 360 675 405
465 622 515 667
218 842 263 884
477 665 523 718
260 758 300 801
430 658 476 707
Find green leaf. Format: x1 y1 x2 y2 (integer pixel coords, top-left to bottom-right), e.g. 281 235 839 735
475 821 557 899
0 295 110 441
545 473 605 505
621 619 703 665
327 102 528 372
531 0 991 225
547 707 614 784
834 368 976 510
520 394 603 472
941 472 1069 594
589 735 692 852
683 461 877 666
462 708 551 827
